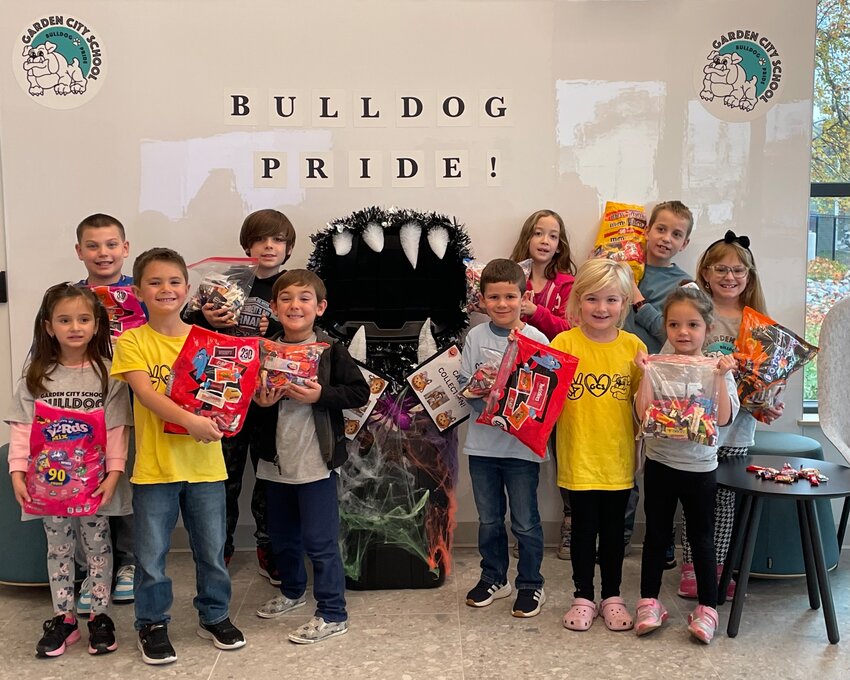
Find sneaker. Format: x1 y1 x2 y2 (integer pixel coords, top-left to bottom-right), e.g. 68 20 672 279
557 517 571 560
688 605 719 644
138 623 177 665
677 563 697 599
87 613 118 655
664 544 677 570
113 565 135 603
465 580 512 607
512 588 546 618
257 546 282 586
717 564 736 599
76 577 91 615
197 617 247 650
634 598 668 636
256 594 307 619
36 614 80 658
288 616 349 644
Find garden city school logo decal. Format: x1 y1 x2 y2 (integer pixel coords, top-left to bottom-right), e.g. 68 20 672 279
14 14 105 109
694 29 782 122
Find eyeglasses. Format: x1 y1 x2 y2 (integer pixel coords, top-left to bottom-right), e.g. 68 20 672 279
707 264 749 278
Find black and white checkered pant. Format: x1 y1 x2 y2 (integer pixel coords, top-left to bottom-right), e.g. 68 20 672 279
681 446 749 565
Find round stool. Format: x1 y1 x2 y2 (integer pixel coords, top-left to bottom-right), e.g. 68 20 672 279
746 431 839 577
0 444 49 585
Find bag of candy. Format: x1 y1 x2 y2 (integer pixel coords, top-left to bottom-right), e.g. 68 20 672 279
477 333 578 457
258 339 329 389
734 307 818 422
185 257 258 318
590 201 647 283
164 326 260 436
640 355 721 447
91 285 146 340
461 347 502 399
24 401 106 517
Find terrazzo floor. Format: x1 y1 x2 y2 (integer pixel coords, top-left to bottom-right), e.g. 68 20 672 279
1 547 848 679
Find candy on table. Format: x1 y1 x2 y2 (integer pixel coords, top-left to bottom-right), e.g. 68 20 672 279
746 462 828 485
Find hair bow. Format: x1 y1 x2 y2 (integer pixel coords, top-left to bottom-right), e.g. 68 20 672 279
721 230 751 250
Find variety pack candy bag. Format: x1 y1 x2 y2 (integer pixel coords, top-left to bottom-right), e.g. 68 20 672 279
185 257 258 319
258 339 328 390
477 334 578 457
734 307 818 422
165 326 260 436
590 201 647 283
640 355 721 447
91 285 146 340
24 401 107 517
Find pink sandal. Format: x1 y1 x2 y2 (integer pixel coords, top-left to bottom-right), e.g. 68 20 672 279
599 596 634 631
563 598 597 631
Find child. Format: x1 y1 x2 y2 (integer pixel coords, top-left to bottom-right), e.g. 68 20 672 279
183 209 296 581
551 259 644 633
678 230 784 599
461 259 549 618
6 284 132 657
622 201 694 563
75 213 138 603
252 269 369 643
509 210 576 560
111 248 245 665
634 286 738 644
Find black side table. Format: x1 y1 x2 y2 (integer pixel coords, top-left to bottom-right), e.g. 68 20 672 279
717 455 850 644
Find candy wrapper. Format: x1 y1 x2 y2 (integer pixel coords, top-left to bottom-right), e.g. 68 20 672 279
165 326 260 436
477 334 578 457
464 258 532 313
185 257 258 318
259 339 328 390
91 285 146 340
640 355 721 447
24 401 106 517
590 201 646 283
734 307 818 422
461 347 502 399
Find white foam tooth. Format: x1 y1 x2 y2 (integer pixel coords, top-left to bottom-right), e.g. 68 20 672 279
332 230 354 256
427 226 449 259
361 222 384 253
349 325 367 363
418 318 438 363
400 221 422 269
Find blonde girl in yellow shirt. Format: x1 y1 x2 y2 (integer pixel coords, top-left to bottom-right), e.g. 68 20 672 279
550 259 646 633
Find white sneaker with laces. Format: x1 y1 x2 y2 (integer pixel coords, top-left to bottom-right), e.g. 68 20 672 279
113 565 135 602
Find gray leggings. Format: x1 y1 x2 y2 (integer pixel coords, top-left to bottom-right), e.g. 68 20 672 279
44 514 113 616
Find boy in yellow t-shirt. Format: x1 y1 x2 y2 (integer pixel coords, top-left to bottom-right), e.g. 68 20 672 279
111 248 246 665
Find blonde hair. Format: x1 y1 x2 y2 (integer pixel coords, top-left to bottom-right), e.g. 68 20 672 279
566 259 633 328
648 201 695 239
696 241 767 314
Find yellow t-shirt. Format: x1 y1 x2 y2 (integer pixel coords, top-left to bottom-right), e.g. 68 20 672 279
550 327 646 491
111 324 226 484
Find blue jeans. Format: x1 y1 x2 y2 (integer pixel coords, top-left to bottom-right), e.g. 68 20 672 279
266 473 347 623
132 482 231 630
468 455 544 590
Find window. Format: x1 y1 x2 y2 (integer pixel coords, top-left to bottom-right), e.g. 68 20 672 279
805 0 850 407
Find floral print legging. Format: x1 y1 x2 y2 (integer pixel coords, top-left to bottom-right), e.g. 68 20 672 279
43 514 112 615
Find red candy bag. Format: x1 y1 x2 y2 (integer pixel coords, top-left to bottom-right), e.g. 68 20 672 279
258 339 328 389
477 334 578 457
24 402 106 517
734 307 818 422
165 326 260 436
91 285 146 340
640 355 721 446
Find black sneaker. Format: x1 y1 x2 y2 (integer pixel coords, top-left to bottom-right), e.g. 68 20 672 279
138 622 177 665
512 588 546 618
197 617 247 650
87 613 117 655
664 544 678 570
36 614 80 657
465 580 512 607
